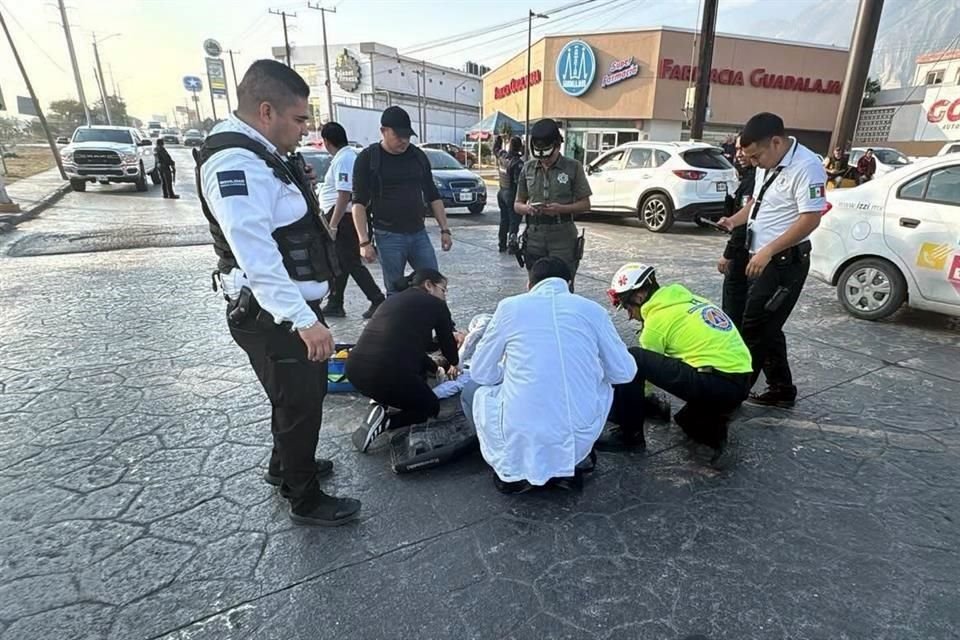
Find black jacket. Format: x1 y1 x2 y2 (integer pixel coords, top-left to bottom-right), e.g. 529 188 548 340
156 146 175 169
723 165 755 259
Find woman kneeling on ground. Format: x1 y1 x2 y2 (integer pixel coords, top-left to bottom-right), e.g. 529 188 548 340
347 269 460 452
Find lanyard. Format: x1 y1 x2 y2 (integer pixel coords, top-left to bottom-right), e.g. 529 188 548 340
748 164 785 224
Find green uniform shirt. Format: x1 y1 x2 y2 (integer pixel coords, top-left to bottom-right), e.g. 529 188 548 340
516 154 592 205
639 284 753 374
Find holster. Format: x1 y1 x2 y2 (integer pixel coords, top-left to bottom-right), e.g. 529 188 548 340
226 286 254 325
575 229 585 260
515 228 528 268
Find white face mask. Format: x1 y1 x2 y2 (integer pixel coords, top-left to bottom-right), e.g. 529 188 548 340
531 144 555 159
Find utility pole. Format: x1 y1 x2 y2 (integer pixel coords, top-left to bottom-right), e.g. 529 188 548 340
269 9 295 66
689 0 718 140
307 3 336 122
413 69 423 138
93 66 109 124
526 9 549 157
0 9 67 179
227 49 240 94
57 0 91 126
421 59 427 140
830 0 884 152
92 34 112 125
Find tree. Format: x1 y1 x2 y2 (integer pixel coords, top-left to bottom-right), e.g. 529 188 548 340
92 95 131 126
862 77 882 108
48 99 87 135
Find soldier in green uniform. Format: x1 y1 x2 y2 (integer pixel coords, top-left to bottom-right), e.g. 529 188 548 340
515 119 592 283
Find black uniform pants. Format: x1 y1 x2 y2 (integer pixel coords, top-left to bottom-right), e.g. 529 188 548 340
740 243 810 393
346 354 440 429
497 189 521 249
722 250 750 329
159 165 175 198
326 212 384 308
228 302 328 512
608 347 750 448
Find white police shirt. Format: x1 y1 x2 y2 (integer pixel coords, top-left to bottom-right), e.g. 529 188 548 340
318 146 357 212
200 114 328 330
749 137 827 253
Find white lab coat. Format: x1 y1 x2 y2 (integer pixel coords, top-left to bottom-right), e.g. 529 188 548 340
469 278 638 485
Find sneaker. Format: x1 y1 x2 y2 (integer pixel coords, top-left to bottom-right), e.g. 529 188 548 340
493 475 534 494
321 303 346 318
289 491 361 527
361 298 384 320
352 404 390 453
594 425 646 452
263 459 334 487
746 386 797 408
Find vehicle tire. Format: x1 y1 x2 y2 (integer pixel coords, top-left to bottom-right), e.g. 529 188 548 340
135 163 148 192
836 257 907 321
150 168 160 185
70 179 86 192
468 203 485 215
638 193 674 233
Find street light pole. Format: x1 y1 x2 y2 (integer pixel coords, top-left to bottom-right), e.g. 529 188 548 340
525 9 548 157
227 49 240 95
92 34 112 125
689 0 718 140
57 0 91 126
453 80 468 143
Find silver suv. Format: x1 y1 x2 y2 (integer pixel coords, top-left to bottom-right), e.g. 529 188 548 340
61 126 159 192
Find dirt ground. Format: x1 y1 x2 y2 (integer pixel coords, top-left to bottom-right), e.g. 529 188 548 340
1 145 59 184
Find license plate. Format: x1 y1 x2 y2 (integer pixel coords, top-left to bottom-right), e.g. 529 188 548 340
456 192 474 202
715 182 727 192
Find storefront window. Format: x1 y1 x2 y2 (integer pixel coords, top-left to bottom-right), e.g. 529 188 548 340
577 129 641 164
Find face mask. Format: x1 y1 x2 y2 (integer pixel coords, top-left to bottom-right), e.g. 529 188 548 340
531 143 556 159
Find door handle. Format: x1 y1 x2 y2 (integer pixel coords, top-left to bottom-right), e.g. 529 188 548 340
605 177 615 182
899 217 920 229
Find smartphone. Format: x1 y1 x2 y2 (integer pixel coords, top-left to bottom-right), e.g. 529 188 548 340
697 217 730 234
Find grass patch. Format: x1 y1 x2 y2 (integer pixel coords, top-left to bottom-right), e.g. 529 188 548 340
2 146 59 184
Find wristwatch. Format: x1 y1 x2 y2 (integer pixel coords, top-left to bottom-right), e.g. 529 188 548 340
440 228 452 236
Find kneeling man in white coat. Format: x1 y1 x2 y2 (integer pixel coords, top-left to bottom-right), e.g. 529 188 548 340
461 257 638 493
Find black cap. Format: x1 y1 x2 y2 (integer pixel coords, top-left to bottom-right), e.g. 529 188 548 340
381 106 416 138
530 118 561 142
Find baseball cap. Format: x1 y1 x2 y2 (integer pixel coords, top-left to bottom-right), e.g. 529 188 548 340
381 106 416 138
530 118 562 142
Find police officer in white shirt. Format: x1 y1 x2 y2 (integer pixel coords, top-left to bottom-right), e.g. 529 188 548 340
317 122 385 319
196 59 360 526
719 112 826 408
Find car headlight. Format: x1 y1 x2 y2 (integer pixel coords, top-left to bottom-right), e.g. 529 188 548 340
61 150 73 162
434 178 444 189
121 152 138 162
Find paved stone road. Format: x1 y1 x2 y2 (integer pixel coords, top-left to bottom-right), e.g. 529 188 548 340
1 148 958 639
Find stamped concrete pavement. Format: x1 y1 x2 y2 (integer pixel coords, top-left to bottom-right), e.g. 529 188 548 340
0 148 957 640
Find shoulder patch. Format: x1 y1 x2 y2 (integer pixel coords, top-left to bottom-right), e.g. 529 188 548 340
808 183 825 198
338 172 349 182
217 170 248 197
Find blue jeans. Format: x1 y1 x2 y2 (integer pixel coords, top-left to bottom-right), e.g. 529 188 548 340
374 228 439 294
460 379 481 431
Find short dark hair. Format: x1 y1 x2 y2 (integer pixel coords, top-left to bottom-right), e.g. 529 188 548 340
529 257 572 286
321 122 348 148
866 148 874 153
509 136 523 154
395 268 446 292
155 139 164 146
739 112 785 147
237 59 310 114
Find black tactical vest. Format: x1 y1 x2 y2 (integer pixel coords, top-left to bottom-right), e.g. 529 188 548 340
193 132 339 283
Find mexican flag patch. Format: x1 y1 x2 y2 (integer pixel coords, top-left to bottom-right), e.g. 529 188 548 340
809 183 825 198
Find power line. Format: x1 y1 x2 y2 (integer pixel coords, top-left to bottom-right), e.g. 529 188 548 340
0 1 67 73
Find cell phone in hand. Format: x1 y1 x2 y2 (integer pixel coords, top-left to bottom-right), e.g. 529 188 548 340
697 217 730 234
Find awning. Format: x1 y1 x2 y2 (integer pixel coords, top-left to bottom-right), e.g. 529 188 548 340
465 111 524 140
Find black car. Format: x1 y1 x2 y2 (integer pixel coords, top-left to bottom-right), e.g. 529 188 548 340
423 148 487 214
182 129 204 147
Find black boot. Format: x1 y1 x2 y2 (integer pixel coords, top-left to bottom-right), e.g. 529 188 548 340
321 301 346 318
361 297 384 320
643 393 671 422
594 425 646 452
289 491 361 526
746 385 797 408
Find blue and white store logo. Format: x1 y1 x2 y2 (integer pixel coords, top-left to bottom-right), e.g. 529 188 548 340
556 40 596 97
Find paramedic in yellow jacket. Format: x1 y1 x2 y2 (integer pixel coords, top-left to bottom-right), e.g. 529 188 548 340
596 262 753 456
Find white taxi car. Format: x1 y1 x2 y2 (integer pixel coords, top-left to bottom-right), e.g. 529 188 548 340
810 154 960 320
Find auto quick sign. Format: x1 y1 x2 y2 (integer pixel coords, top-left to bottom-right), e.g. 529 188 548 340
556 40 596 97
918 86 960 140
601 57 640 88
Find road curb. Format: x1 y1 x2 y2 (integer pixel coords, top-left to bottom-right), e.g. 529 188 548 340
0 181 71 234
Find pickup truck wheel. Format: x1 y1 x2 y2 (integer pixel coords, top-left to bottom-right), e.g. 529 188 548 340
70 179 86 192
135 162 148 192
836 258 907 321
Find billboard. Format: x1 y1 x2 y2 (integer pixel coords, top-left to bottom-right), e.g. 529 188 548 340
16 96 37 117
917 85 960 141
205 58 227 97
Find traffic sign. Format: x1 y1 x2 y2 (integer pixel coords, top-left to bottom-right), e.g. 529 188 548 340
205 58 227 97
183 76 203 92
203 39 222 58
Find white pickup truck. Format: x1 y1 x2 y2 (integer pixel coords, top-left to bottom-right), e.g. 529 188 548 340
61 126 159 192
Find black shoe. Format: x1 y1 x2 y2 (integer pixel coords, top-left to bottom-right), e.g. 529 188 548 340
493 475 534 494
594 426 646 452
644 393 672 422
548 474 584 491
746 386 797 408
263 459 334 487
575 450 597 474
352 404 390 453
362 298 384 320
321 302 346 318
289 492 361 527
171 194 181 199
498 246 507 253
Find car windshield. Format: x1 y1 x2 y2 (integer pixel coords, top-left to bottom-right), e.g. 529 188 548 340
185 130 201 137
875 149 910 166
162 128 178 134
73 128 133 144
424 149 464 170
300 151 331 178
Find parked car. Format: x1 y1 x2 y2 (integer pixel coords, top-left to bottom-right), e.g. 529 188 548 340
160 128 181 145
937 141 960 156
182 129 204 147
298 147 333 183
584 141 738 232
421 142 477 169
810 154 960 321
56 136 70 145
423 148 487 214
849 147 911 178
61 126 158 192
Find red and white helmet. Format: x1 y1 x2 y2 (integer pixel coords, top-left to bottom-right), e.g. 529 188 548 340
607 262 656 307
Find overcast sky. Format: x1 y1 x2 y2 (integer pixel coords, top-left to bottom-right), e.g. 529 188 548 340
0 0 859 123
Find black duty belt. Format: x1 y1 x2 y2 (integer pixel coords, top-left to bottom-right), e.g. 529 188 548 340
750 239 812 262
528 214 573 225
697 366 751 381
